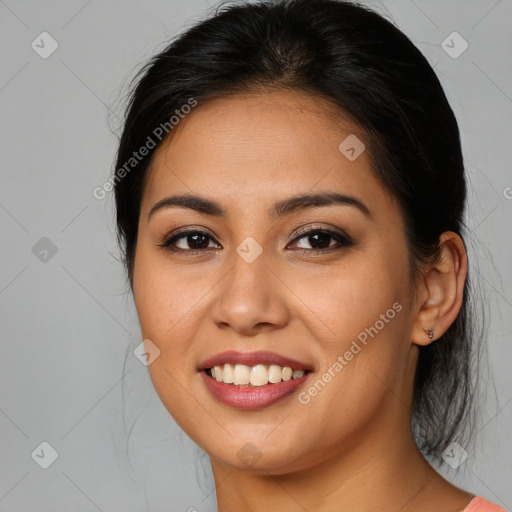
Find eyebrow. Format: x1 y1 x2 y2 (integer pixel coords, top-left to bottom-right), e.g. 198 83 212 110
147 191 371 222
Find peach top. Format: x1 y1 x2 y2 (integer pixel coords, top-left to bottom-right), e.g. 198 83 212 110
463 496 509 511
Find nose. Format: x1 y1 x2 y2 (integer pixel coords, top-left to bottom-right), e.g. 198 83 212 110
210 247 290 336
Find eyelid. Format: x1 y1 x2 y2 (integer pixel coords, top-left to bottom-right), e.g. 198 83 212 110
164 225 217 239
290 223 351 241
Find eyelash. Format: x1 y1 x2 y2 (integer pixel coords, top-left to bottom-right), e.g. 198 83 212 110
157 226 354 256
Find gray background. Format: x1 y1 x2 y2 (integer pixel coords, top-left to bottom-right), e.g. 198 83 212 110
1 0 511 511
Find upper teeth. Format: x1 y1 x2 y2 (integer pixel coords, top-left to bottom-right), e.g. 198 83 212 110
210 364 306 386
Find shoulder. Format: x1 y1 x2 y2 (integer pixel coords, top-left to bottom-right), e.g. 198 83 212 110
462 496 510 512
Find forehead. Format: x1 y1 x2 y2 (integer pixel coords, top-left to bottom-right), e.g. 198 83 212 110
141 90 397 220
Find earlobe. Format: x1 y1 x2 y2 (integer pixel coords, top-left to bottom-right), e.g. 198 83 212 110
411 232 468 346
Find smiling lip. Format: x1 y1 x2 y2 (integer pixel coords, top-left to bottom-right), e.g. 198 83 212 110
200 371 310 409
197 350 312 371
198 350 312 409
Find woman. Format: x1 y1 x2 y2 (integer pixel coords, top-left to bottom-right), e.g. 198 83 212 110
112 0 508 510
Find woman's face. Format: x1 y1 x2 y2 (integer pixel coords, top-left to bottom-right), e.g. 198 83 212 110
133 90 422 474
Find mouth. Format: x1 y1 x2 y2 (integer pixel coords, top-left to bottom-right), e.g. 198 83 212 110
198 351 313 409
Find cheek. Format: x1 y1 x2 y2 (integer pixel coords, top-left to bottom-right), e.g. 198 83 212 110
133 243 198 336
291 250 412 410
132 244 216 395
132 255 204 426
290 253 407 348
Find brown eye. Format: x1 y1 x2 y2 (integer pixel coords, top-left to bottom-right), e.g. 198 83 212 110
158 230 220 252
181 233 211 250
291 229 354 252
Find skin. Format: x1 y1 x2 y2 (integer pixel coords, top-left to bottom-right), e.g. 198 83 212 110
132 90 473 512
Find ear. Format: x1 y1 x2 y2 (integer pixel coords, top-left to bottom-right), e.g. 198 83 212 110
411 231 468 346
